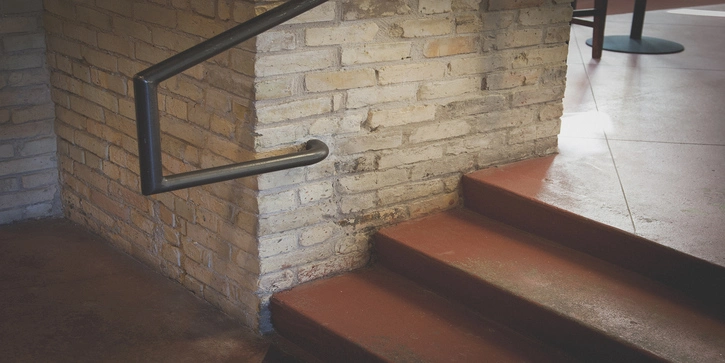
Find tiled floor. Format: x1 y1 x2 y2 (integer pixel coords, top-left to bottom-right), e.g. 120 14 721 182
558 3 725 266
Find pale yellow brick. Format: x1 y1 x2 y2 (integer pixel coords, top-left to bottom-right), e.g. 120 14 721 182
256 96 332 124
255 124 307 148
540 102 563 121
256 31 295 52
340 192 377 214
258 190 298 214
297 253 369 284
112 18 152 43
75 6 112 31
257 200 336 236
378 145 443 169
497 29 543 49
259 242 334 274
449 55 507 76
455 14 483 34
189 0 215 17
151 27 197 52
80 48 117 72
378 179 444 205
298 181 334 204
511 45 568 69
97 0 133 17
343 0 412 20
341 42 412 65
284 2 336 24
259 269 296 293
486 69 541 90
395 18 452 38
134 3 177 28
546 24 572 44
165 96 188 119
63 23 97 46
424 36 477 57
306 22 378 46
419 0 452 14
378 62 446 85
419 77 481 100
338 132 403 154
339 109 367 133
367 104 436 129
135 42 174 65
453 0 482 11
256 49 336 77
308 115 339 135
338 168 409 194
299 221 342 247
347 84 418 109
512 85 565 106
258 167 306 189
519 6 573 26
90 69 127 95
177 12 227 38
255 77 295 100
204 88 230 112
408 191 459 218
82 83 118 112
409 119 471 143
305 69 376 92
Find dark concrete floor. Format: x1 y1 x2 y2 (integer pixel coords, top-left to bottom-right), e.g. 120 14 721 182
0 219 269 363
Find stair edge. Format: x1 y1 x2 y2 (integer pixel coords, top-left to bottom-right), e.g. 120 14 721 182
462 174 725 310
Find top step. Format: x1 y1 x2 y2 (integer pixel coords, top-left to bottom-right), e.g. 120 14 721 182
463 158 725 311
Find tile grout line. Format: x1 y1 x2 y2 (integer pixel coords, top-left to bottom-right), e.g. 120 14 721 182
578 41 639 234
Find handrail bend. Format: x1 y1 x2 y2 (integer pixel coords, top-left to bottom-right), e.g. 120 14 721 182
133 0 330 195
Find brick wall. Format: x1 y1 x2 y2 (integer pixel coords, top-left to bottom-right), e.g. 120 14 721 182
43 0 264 328
0 0 61 224
43 0 572 332
252 0 571 330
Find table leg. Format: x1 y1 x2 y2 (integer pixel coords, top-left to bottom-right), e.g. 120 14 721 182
630 0 647 40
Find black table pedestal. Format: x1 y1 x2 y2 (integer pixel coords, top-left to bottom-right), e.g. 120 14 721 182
586 35 684 54
586 0 684 55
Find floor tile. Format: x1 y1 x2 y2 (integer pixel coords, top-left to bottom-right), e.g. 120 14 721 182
609 141 725 266
590 67 725 144
562 64 598 113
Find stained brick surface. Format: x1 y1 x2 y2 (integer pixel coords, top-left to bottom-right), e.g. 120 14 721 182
37 0 573 332
0 0 60 224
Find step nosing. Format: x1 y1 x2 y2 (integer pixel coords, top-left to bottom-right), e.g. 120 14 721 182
272 267 576 362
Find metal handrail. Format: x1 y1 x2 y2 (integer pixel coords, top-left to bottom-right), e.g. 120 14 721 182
133 0 330 195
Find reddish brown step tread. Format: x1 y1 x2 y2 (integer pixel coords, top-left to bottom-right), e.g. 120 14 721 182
463 164 725 309
271 266 575 363
375 209 725 362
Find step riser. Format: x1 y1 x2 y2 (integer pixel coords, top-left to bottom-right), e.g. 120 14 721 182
463 176 725 311
375 234 664 363
270 301 385 362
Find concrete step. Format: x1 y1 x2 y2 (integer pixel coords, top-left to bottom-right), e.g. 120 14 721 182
463 163 725 311
270 266 576 362
376 208 725 362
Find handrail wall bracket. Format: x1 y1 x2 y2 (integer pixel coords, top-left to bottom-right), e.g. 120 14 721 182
134 0 330 195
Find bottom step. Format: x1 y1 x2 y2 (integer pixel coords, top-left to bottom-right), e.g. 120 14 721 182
271 266 575 362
